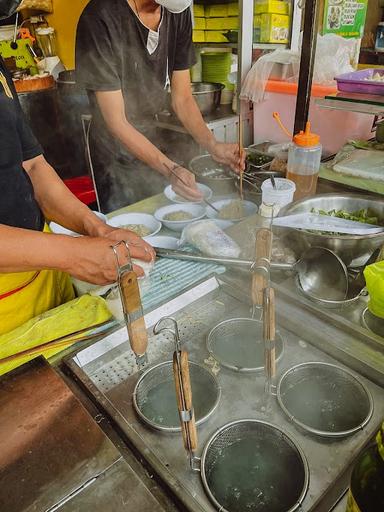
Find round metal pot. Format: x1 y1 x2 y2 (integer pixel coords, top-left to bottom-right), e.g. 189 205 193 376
133 360 221 432
167 82 224 115
277 362 373 438
277 193 384 267
201 419 309 512
189 154 235 194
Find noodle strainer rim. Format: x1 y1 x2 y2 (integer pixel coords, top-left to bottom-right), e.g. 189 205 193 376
200 418 309 512
277 361 374 438
133 360 221 432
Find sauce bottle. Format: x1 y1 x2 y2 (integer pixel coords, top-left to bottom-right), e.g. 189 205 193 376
286 122 322 200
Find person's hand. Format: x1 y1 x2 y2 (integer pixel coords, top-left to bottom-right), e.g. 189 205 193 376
64 236 146 285
169 165 204 201
91 223 156 262
210 141 246 174
102 226 156 262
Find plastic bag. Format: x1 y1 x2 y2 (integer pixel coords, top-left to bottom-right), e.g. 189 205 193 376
180 220 241 258
240 49 299 103
18 0 53 12
313 34 356 84
241 34 357 104
364 261 384 319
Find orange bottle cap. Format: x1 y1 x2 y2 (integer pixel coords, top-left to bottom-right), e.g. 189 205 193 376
293 121 320 147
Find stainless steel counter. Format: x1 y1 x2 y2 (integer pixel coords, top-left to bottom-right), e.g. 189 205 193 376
65 275 384 512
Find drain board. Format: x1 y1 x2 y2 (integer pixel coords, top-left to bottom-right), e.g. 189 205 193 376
66 278 384 512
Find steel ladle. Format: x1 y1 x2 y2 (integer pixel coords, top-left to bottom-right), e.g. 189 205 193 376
155 246 349 301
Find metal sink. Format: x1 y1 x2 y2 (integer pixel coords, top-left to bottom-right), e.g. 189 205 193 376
65 275 384 512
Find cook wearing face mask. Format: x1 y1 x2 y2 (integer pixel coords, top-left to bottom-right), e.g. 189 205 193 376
0 0 155 339
76 0 246 213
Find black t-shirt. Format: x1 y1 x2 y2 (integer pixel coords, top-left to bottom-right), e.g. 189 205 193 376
0 59 44 231
76 0 196 156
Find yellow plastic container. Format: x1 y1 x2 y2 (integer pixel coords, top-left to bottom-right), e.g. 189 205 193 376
204 31 229 43
205 4 228 17
206 17 239 30
194 17 206 30
228 2 239 16
255 0 290 15
364 261 384 319
193 4 205 17
260 13 290 43
193 30 205 43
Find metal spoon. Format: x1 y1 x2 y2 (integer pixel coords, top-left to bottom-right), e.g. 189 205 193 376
270 174 277 189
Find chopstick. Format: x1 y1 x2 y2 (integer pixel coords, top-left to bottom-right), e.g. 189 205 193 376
165 163 220 214
239 113 244 200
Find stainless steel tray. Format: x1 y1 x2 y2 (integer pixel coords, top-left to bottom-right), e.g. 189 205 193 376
65 276 384 512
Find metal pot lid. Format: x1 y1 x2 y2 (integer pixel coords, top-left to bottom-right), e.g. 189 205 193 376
133 361 221 432
201 419 309 512
207 318 284 372
277 362 373 438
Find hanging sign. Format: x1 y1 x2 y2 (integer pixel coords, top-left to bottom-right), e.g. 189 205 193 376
322 0 368 38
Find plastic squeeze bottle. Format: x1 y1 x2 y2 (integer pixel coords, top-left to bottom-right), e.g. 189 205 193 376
286 122 322 200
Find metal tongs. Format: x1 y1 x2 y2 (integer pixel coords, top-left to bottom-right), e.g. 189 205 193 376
154 317 199 470
112 241 148 370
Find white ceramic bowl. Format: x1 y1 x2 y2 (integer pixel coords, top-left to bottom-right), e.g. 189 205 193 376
154 204 206 232
206 199 258 223
50 211 107 237
164 183 213 204
146 235 180 250
108 213 161 239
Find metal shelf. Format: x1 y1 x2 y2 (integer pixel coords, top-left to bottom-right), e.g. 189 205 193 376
253 42 289 50
316 93 384 116
194 42 238 48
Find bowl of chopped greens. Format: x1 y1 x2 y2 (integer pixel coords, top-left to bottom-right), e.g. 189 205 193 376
276 194 384 267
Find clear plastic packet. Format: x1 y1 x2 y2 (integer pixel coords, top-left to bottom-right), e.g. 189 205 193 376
180 220 241 258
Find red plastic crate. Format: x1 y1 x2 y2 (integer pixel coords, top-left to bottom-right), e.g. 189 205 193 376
63 176 96 206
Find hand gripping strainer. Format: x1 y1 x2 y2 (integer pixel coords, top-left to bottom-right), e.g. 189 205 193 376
173 356 309 512
133 317 221 432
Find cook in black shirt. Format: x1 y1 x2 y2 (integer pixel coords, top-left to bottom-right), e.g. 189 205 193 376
0 0 154 335
76 0 245 212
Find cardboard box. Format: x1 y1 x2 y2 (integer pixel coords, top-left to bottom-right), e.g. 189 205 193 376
194 17 206 30
260 13 290 43
255 0 290 15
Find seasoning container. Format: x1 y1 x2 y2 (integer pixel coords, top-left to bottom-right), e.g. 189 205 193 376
286 122 322 200
260 177 296 217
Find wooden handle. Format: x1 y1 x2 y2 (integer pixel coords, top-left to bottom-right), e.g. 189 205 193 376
252 228 272 306
263 287 276 379
120 270 148 356
173 351 198 452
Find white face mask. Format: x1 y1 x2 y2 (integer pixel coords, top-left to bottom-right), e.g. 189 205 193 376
155 0 191 14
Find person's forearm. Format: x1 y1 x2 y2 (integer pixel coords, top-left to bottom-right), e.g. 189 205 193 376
0 224 76 273
106 119 174 176
95 90 175 177
24 155 109 237
172 95 216 152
